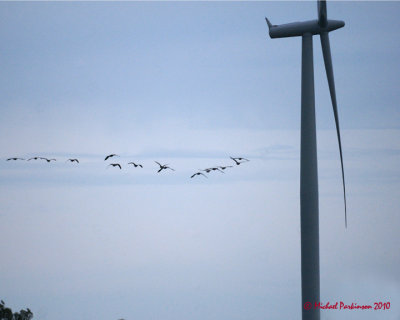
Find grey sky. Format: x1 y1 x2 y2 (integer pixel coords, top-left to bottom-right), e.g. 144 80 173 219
0 1 399 320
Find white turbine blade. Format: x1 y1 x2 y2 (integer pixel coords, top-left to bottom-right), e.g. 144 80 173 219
320 32 347 228
318 0 327 28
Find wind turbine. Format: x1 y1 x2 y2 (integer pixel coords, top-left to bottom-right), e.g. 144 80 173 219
265 1 346 320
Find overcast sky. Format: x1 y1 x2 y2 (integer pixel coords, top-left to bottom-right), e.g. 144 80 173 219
0 1 399 320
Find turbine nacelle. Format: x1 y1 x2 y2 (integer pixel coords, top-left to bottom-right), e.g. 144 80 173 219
265 18 344 38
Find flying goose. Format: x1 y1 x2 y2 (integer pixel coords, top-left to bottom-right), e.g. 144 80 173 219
155 161 175 173
230 156 249 165
104 154 119 161
202 167 224 173
107 163 122 169
191 172 208 179
219 165 233 170
128 162 143 168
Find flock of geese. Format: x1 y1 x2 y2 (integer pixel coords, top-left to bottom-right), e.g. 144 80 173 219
5 155 250 179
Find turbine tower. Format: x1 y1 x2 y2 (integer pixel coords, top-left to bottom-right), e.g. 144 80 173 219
265 1 346 320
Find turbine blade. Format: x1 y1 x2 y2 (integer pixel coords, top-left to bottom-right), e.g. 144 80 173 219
318 0 327 28
320 32 347 228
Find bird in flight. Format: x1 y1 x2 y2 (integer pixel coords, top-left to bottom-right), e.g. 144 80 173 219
219 165 233 170
203 167 224 173
230 156 249 165
104 154 119 161
27 157 41 161
41 157 56 162
155 161 175 173
191 172 208 179
6 157 25 161
67 159 79 163
128 162 143 168
107 163 122 169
